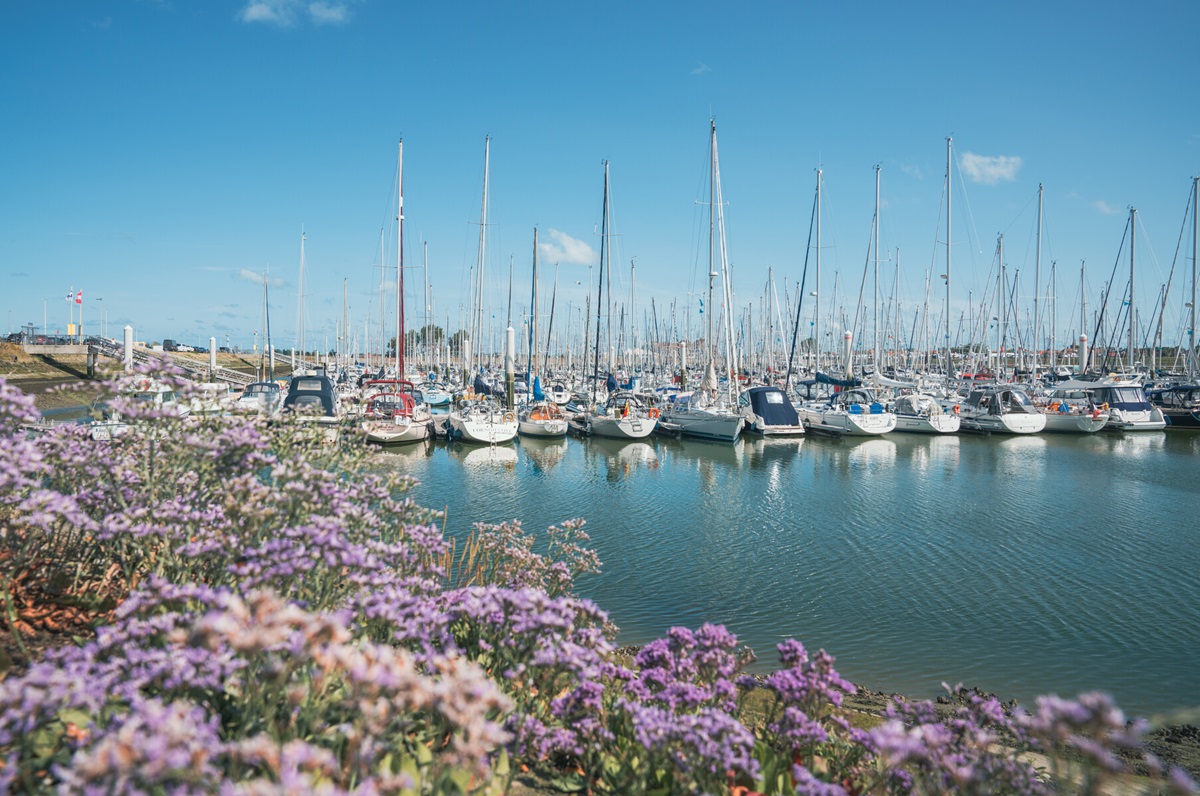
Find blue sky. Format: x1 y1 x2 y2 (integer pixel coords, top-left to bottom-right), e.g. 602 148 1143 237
3 1 1198 359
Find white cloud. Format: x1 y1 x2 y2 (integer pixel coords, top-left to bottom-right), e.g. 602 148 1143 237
691 62 711 76
309 2 350 25
539 229 597 266
1092 200 1119 215
237 0 351 27
959 152 1022 185
900 163 924 181
240 268 285 287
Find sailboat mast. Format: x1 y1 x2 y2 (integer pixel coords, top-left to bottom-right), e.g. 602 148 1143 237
472 136 490 375
529 228 539 379
1129 207 1136 370
815 168 822 373
1192 176 1199 382
396 139 405 376
873 164 881 373
707 119 717 369
591 161 610 403
945 136 953 381
1033 184 1044 378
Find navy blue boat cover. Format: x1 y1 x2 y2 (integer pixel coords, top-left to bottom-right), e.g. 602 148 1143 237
747 386 799 426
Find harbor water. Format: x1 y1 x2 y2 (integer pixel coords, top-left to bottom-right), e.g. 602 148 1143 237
368 430 1200 718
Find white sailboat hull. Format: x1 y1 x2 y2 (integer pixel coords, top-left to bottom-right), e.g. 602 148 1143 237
586 413 656 439
662 407 745 441
893 413 960 434
362 415 430 444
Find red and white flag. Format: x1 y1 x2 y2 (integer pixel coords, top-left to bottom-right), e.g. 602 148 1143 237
75 291 83 305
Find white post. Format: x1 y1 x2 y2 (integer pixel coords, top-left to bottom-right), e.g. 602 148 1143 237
843 329 854 378
123 325 134 373
1078 334 1089 376
209 337 217 379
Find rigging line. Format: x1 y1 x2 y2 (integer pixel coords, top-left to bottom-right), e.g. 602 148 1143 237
783 182 819 392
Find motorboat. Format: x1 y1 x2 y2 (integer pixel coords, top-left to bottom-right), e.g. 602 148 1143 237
739 385 805 436
1056 377 1165 431
1147 384 1200 429
233 381 283 417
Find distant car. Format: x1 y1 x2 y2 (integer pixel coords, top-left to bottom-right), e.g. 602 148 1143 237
218 346 231 354
162 339 178 352
176 344 194 352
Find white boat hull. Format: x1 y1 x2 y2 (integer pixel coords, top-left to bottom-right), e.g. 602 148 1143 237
518 417 569 438
959 412 1046 434
662 407 745 441
1105 407 1167 431
1041 411 1109 433
448 409 518 444
586 413 656 439
893 413 960 434
796 405 897 436
362 416 430 444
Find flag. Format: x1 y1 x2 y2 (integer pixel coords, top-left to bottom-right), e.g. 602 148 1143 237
75 291 83 304
66 291 73 301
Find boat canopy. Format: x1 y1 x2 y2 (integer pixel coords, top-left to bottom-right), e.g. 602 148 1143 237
746 386 799 426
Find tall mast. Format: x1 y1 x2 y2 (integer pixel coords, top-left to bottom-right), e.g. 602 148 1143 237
1128 207 1136 370
529 227 539 379
1191 176 1199 381
945 137 953 381
707 119 717 367
396 138 405 375
1034 183 1043 377
873 164 881 373
591 161 610 403
429 237 434 372
471 136 490 374
815 168 822 373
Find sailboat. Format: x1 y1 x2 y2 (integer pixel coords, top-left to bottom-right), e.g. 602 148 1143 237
792 169 896 435
518 228 568 437
576 160 658 440
360 139 433 446
661 119 745 442
448 136 518 444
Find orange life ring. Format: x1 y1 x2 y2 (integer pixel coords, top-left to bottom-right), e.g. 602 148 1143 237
952 404 961 414
648 407 660 418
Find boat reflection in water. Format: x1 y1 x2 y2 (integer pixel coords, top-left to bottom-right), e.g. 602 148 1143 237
449 442 519 469
518 436 569 473
583 437 658 482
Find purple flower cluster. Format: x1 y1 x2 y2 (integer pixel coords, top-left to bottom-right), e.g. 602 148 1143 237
2 371 1197 796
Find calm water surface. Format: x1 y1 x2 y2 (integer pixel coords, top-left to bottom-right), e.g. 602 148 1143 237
368 430 1200 718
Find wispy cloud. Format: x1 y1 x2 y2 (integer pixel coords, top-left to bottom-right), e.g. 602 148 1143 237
539 229 596 266
959 152 1022 185
237 0 352 27
691 62 711 77
11 271 29 279
900 163 924 181
1092 200 1119 215
240 268 285 286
